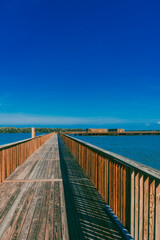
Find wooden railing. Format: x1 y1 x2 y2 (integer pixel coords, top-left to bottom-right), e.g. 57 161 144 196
60 133 160 240
0 132 55 183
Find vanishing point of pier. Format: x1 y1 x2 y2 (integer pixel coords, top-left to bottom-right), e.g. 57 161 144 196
0 132 160 240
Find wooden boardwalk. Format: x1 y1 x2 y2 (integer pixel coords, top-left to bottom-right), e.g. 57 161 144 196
0 134 68 240
0 134 124 240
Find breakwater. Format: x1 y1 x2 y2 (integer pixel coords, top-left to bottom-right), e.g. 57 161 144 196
67 130 160 136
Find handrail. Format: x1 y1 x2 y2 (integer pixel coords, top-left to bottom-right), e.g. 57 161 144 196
61 133 160 180
60 132 160 240
0 138 32 150
0 133 51 150
0 132 55 183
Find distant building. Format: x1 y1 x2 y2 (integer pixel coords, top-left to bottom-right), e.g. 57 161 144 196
87 128 107 133
108 129 125 133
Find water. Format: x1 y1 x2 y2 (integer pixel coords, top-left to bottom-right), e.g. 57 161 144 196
74 135 160 170
0 133 46 146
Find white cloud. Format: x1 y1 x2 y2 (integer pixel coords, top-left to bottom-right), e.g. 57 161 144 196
0 113 125 125
157 122 160 124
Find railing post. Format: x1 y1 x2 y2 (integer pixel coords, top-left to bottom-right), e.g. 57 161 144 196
31 127 36 138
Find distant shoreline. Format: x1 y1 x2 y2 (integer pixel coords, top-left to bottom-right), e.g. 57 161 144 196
0 127 160 135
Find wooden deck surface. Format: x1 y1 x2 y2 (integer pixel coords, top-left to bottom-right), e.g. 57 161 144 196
0 134 124 240
0 134 68 240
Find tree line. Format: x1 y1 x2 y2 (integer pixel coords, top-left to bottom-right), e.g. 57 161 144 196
0 127 86 133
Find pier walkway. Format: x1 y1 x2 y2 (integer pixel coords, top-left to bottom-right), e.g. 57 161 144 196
0 134 68 240
0 134 124 240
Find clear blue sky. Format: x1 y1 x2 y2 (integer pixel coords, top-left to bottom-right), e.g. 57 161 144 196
0 0 160 129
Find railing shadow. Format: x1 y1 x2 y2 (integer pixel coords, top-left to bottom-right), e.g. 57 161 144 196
58 136 123 240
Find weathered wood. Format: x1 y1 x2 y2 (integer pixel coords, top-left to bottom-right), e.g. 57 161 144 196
58 136 124 240
117 163 121 220
0 134 69 240
149 179 155 240
123 167 126 226
120 165 123 223
156 183 160 240
61 133 160 181
60 132 160 239
144 176 149 240
4 179 62 182
139 174 144 240
0 133 54 183
104 158 109 204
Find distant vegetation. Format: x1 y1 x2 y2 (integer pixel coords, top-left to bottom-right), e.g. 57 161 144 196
0 127 31 133
0 127 85 133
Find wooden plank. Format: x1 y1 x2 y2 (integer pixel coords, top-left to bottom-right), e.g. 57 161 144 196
53 181 62 240
139 174 144 240
156 183 160 240
109 160 113 210
0 150 2 183
0 183 23 226
149 179 155 240
1 182 37 239
113 162 116 213
45 182 54 240
130 170 135 238
123 167 126 226
18 183 40 240
36 182 51 240
6 148 9 177
117 163 121 220
0 182 29 239
4 179 62 183
1 150 5 182
26 182 46 239
93 152 97 187
144 176 149 240
104 158 109 204
59 182 69 240
125 167 131 232
81 146 85 170
17 161 37 180
29 160 42 179
135 172 139 240
0 182 18 214
120 164 123 223
115 163 118 216
101 156 105 199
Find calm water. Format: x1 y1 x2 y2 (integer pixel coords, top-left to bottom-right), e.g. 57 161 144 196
0 133 46 146
74 135 160 170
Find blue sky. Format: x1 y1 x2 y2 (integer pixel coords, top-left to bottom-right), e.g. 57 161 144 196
0 0 160 129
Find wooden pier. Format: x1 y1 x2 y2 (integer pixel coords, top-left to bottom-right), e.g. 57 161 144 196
0 132 160 239
0 134 126 240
